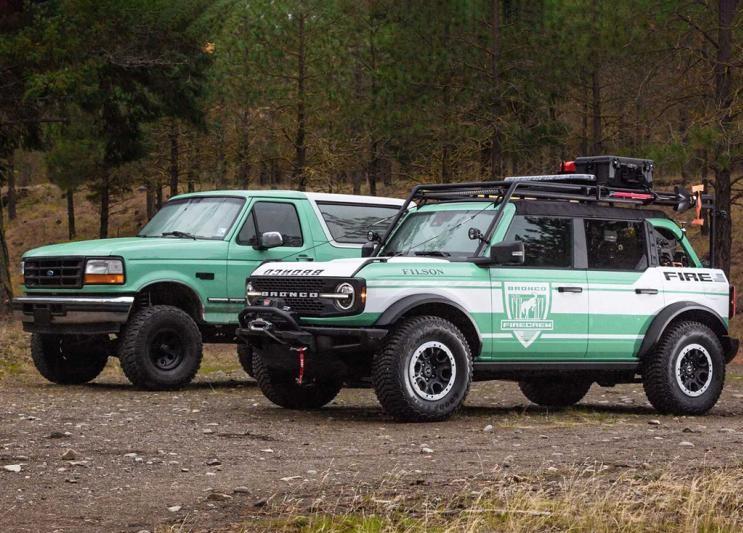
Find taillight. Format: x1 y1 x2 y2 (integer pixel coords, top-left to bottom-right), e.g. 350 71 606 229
730 285 736 318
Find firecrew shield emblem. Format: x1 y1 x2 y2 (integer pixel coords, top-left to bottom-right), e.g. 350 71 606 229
501 282 554 348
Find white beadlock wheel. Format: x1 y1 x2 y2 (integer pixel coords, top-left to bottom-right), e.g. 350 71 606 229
406 341 457 401
674 343 713 397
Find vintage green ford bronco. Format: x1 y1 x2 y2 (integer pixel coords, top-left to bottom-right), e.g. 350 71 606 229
13 190 404 389
239 160 738 421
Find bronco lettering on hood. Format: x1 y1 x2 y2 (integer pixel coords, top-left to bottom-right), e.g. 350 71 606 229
261 268 325 276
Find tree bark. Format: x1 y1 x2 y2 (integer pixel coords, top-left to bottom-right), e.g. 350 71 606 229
67 189 76 240
7 154 16 220
488 0 502 180
712 0 738 274
368 140 379 196
99 173 110 239
236 111 251 189
0 192 12 314
169 120 179 197
292 12 308 191
590 0 602 155
146 183 156 220
187 131 199 193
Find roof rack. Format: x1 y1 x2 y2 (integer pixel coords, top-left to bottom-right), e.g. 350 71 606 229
377 174 719 267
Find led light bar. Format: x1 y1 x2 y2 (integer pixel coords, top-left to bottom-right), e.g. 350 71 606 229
504 174 596 183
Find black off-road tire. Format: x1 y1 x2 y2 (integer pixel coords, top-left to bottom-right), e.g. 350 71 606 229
372 315 473 422
237 342 254 378
118 305 203 390
518 379 592 407
252 349 342 409
31 333 109 385
642 321 724 415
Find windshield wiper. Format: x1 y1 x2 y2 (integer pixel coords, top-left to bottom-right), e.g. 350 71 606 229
161 231 197 240
413 251 451 257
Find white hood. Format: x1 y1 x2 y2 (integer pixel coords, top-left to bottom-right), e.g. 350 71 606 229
251 257 449 278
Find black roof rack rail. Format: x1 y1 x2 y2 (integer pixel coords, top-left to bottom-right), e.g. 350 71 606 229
376 174 719 267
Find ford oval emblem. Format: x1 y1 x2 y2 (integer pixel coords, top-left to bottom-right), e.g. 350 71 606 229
46 270 55 277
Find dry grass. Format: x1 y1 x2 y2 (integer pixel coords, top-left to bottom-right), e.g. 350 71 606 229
245 467 743 533
0 319 32 379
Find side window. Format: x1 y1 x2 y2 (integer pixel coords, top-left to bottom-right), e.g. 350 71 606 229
652 226 691 267
237 202 303 247
585 219 647 270
317 202 401 244
502 215 572 267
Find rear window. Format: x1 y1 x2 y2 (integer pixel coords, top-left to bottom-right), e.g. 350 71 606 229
317 202 400 244
585 219 648 270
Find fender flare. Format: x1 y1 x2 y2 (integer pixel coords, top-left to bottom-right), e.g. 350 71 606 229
374 293 483 355
637 301 728 359
136 280 205 321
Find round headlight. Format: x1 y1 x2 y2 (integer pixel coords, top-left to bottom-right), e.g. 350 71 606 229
335 282 355 310
246 281 256 304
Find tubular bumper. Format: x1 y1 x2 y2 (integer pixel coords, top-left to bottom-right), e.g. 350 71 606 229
12 295 134 334
236 306 387 379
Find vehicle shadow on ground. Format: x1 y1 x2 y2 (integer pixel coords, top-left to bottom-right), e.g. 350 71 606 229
239 402 662 425
85 379 258 391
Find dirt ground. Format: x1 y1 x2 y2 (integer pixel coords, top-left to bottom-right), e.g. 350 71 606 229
2 351 743 533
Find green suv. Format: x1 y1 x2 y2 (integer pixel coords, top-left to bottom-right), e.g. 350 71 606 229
13 190 404 389
239 165 738 421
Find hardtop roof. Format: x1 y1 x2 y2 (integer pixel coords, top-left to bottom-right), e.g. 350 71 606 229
169 189 404 205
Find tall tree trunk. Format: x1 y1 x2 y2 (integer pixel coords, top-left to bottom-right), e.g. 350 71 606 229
352 170 362 195
99 173 110 239
488 0 502 180
292 12 308 191
580 71 589 155
259 159 268 186
712 0 738 274
7 154 16 220
237 111 251 189
188 130 200 193
441 10 453 184
156 183 163 211
67 189 76 240
590 0 602 154
0 193 12 314
169 120 179 197
146 183 156 220
368 140 379 196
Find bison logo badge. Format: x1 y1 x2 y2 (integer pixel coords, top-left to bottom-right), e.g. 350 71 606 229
501 282 554 348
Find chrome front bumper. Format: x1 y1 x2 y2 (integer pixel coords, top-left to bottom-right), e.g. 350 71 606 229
13 295 134 333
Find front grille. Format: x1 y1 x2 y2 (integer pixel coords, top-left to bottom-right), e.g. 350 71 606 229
24 257 84 288
250 277 328 314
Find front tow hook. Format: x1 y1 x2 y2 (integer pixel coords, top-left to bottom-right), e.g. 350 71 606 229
249 318 273 332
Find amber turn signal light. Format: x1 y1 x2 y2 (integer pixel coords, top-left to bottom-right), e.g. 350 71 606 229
84 273 125 284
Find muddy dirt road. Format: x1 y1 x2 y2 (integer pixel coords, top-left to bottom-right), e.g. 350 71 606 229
2 363 743 532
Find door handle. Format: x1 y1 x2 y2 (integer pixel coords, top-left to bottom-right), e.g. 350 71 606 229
557 286 583 293
296 255 314 262
635 288 659 295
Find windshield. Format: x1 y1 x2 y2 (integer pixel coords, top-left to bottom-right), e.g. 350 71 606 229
138 196 245 239
382 207 498 257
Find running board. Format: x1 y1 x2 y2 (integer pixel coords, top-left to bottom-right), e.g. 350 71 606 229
473 361 639 372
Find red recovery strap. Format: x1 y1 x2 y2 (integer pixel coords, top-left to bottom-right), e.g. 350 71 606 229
291 346 306 385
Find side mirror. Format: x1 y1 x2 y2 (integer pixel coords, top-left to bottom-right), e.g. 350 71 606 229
255 231 283 250
361 242 377 258
490 240 525 265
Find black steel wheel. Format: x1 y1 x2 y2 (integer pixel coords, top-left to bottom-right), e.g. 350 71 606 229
118 305 202 390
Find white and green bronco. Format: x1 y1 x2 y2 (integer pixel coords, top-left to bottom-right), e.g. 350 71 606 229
238 162 738 421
